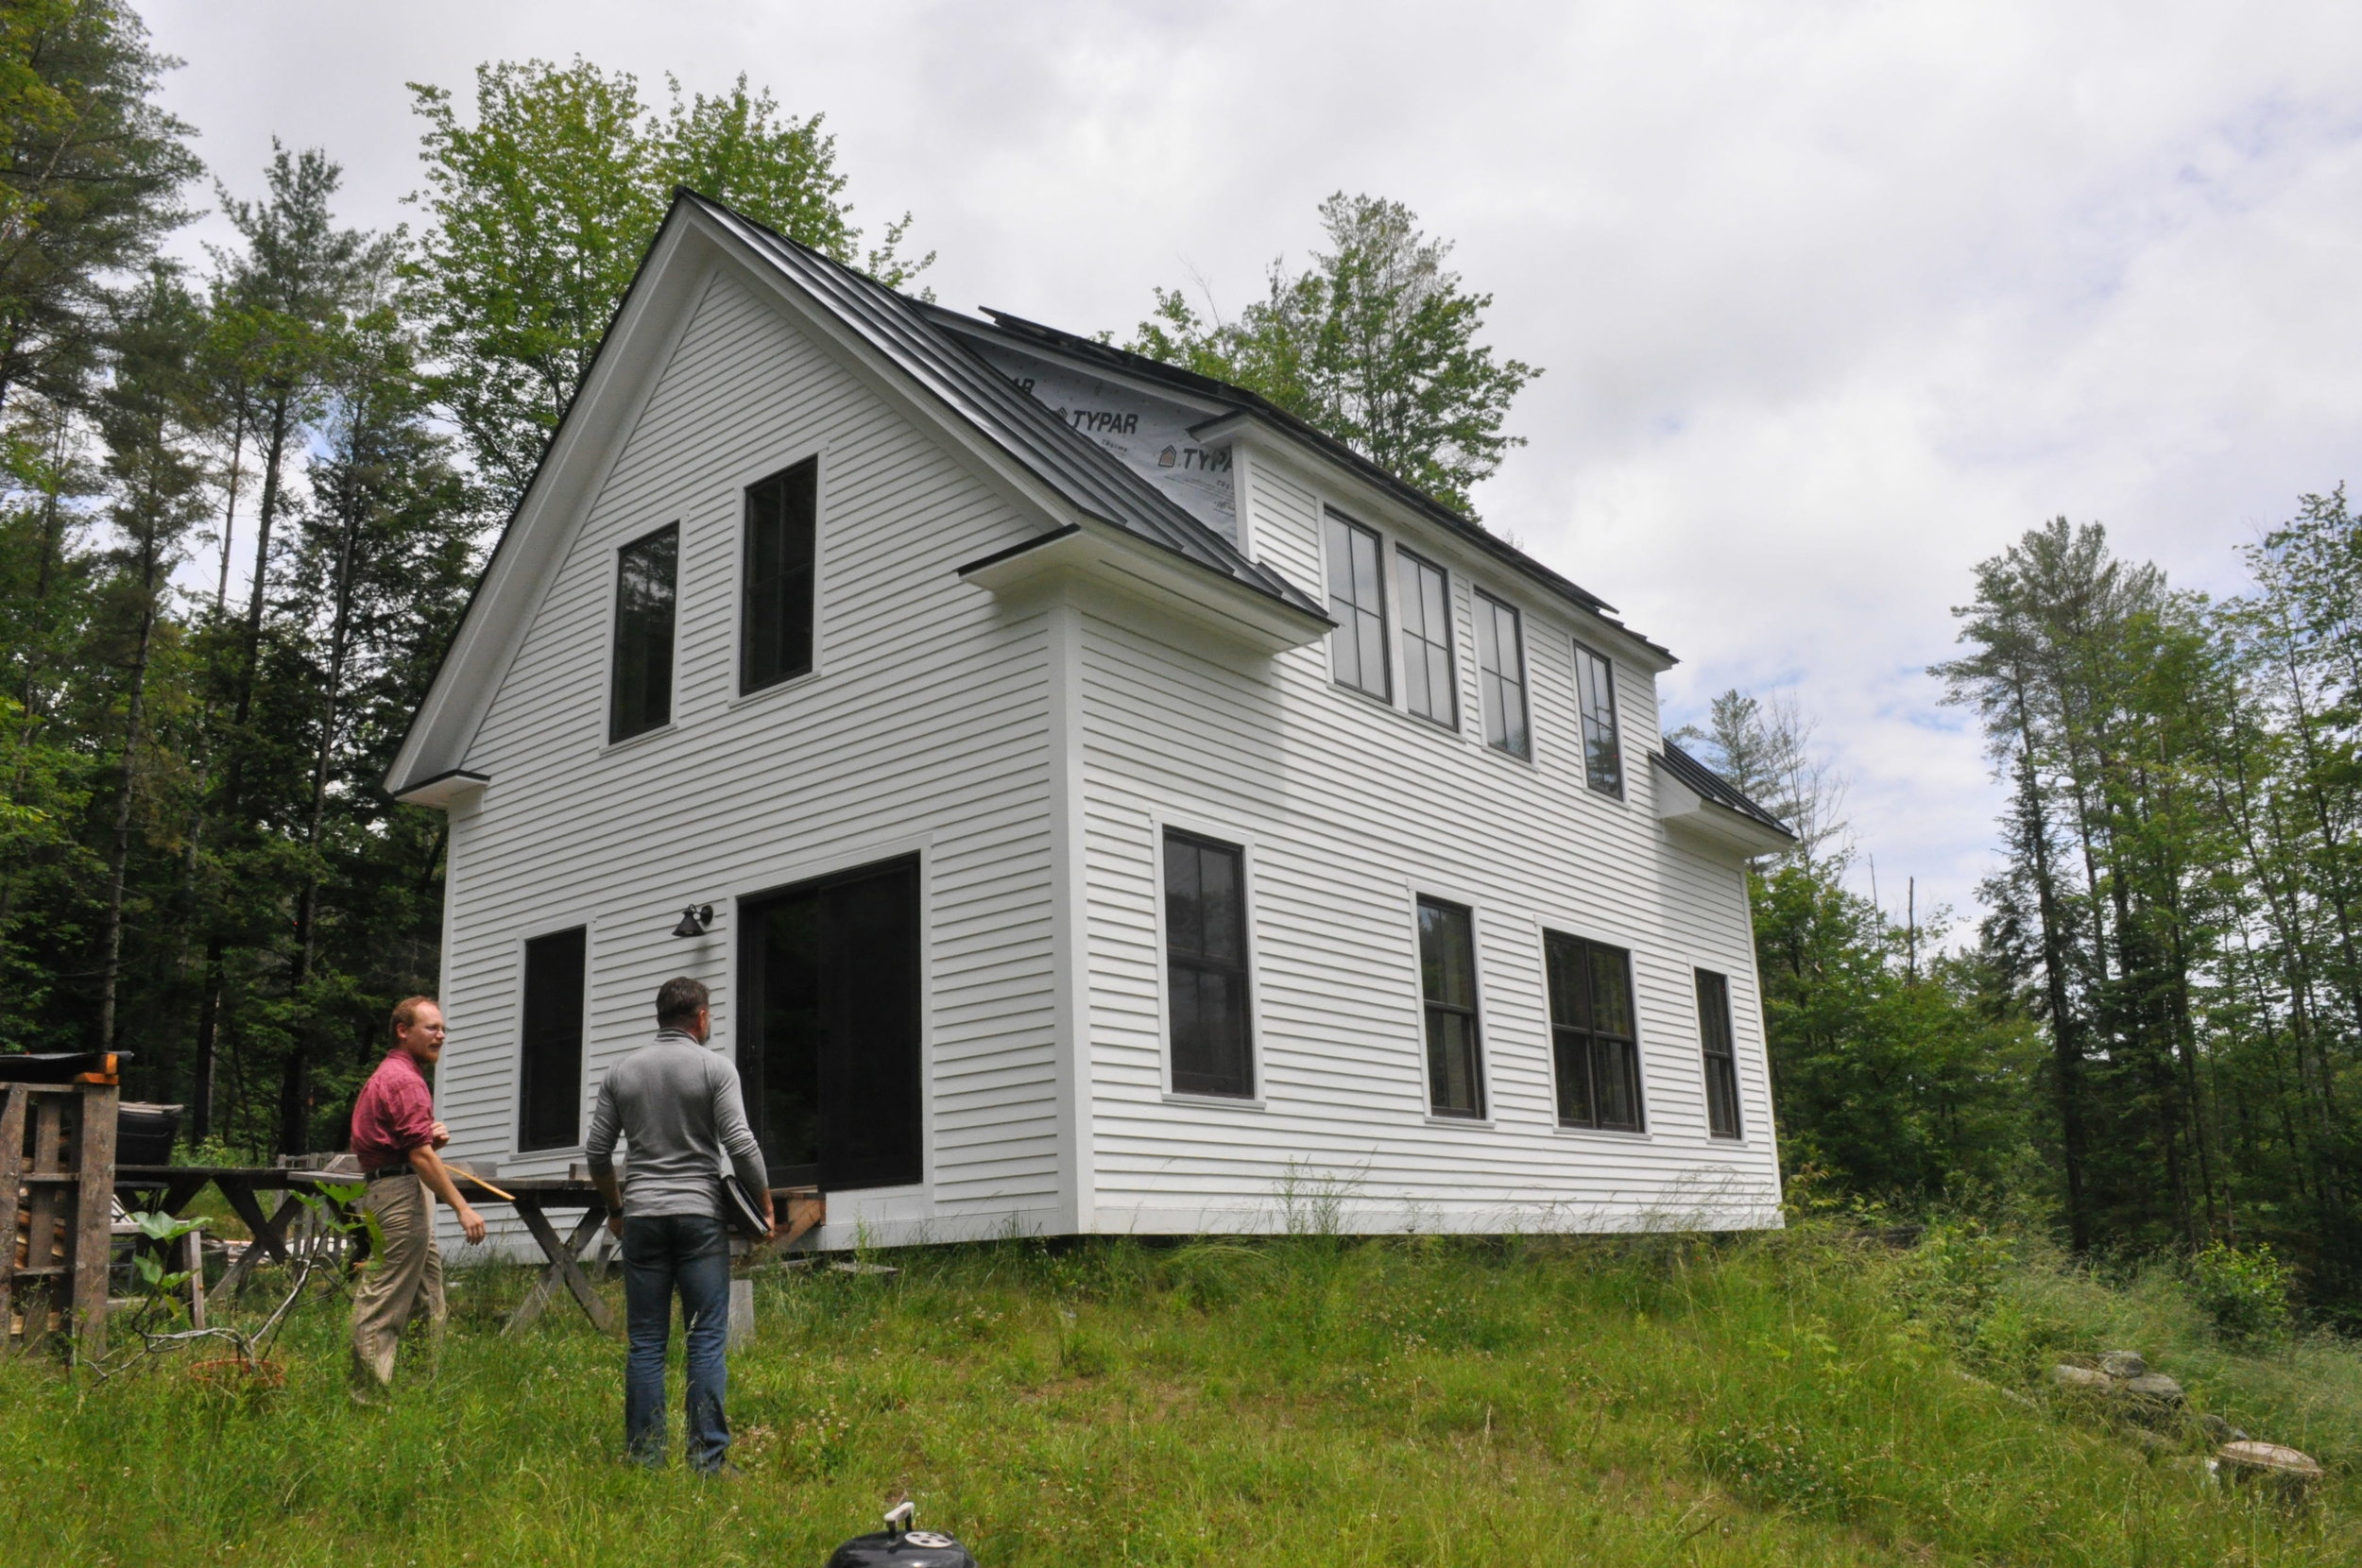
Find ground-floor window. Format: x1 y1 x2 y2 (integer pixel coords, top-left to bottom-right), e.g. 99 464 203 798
1696 968 1742 1138
519 927 586 1150
1417 897 1486 1117
1546 930 1644 1132
1164 829 1254 1097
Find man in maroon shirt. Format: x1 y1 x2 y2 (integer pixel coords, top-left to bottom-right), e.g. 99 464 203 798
350 996 486 1389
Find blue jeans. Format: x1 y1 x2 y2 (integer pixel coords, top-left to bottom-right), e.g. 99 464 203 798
621 1212 732 1471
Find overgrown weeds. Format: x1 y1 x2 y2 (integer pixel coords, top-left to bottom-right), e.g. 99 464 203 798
0 1220 2353 1565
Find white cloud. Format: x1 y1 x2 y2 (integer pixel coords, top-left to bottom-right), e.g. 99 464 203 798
141 0 2362 924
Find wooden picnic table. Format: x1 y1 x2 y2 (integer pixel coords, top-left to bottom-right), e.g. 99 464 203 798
113 1164 360 1313
111 1165 824 1337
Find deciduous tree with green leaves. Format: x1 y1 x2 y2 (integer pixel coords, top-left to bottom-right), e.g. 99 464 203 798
1130 194 1538 516
405 59 929 505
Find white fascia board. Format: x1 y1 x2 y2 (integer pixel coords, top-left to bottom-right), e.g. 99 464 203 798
385 219 718 796
1202 415 1677 674
1651 754 1794 859
959 518 1331 655
385 205 1116 797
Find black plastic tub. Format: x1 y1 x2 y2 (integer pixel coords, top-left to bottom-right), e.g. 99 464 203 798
116 1101 184 1167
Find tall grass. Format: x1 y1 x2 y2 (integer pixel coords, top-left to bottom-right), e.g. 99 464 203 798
0 1223 2353 1565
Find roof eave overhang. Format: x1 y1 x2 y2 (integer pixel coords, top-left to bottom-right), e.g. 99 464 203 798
1651 754 1796 858
959 520 1334 655
393 769 491 811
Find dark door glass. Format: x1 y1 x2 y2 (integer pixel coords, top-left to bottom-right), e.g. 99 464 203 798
519 928 586 1150
741 857 923 1190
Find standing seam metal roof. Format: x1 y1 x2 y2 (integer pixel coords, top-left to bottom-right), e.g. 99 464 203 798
1656 741 1797 839
685 192 1326 620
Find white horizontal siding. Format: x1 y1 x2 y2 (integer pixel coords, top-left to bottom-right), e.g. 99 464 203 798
437 265 1065 1249
1078 446 1782 1235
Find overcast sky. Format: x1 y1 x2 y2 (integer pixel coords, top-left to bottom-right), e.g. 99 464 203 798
142 1 2362 929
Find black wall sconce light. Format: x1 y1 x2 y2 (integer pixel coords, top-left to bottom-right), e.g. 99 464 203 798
672 904 714 938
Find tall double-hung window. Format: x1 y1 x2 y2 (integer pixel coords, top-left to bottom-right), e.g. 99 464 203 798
1397 549 1457 727
1696 969 1743 1138
1546 931 1644 1132
1417 897 1485 1118
1573 642 1624 796
1325 510 1390 699
1473 588 1529 758
609 523 678 742
742 458 818 692
1164 830 1254 1098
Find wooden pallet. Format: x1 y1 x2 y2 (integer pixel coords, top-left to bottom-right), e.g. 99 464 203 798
1 1071 121 1359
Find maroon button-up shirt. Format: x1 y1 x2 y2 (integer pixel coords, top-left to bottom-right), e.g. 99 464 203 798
351 1048 436 1171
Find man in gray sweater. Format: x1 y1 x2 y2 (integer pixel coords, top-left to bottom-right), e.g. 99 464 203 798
587 976 774 1473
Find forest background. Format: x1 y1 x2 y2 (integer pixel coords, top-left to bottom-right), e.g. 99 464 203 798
4 3 2356 1322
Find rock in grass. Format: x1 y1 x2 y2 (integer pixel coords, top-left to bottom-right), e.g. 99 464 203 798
2052 1364 2114 1391
2216 1440 2323 1500
2125 1372 2185 1406
2200 1413 2251 1443
2098 1351 2148 1379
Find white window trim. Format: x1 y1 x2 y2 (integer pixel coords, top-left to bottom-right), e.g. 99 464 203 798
1405 880 1496 1125
1470 583 1539 767
1693 963 1754 1146
727 444 831 707
1151 812 1265 1105
1530 912 1652 1138
510 913 597 1161
1571 637 1628 802
1395 544 1462 734
600 520 685 751
1318 503 1403 706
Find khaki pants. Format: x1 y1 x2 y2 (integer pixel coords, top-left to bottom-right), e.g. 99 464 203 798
350 1171 445 1386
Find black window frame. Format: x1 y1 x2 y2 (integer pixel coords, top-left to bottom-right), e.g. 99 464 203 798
1397 547 1458 729
1696 968 1743 1139
1573 640 1625 797
1416 896 1486 1119
608 521 679 743
518 926 587 1152
1545 930 1645 1133
740 457 819 695
1473 588 1530 758
1325 508 1391 702
1162 829 1256 1099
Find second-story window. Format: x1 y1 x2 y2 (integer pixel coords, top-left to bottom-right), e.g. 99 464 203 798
1325 510 1389 700
742 458 818 693
1417 896 1485 1118
1574 642 1623 796
1473 588 1529 758
609 522 678 742
1398 549 1457 728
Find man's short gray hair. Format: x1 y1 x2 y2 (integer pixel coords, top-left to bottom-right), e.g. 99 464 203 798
655 976 709 1029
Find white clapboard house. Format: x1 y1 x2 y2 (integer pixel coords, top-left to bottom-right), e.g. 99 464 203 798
385 191 1795 1248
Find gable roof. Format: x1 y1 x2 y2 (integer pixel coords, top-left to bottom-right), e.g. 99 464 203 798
923 303 1674 662
386 189 1672 799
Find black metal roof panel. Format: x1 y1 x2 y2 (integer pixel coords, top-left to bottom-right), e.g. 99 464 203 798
1656 742 1797 840
933 305 1676 661
684 193 1324 621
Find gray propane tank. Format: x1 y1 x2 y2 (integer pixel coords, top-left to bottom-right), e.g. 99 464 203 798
825 1502 978 1568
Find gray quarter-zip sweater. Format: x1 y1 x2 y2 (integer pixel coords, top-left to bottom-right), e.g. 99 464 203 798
585 1030 768 1218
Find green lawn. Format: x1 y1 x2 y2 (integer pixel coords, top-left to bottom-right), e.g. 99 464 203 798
2 1225 2353 1565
